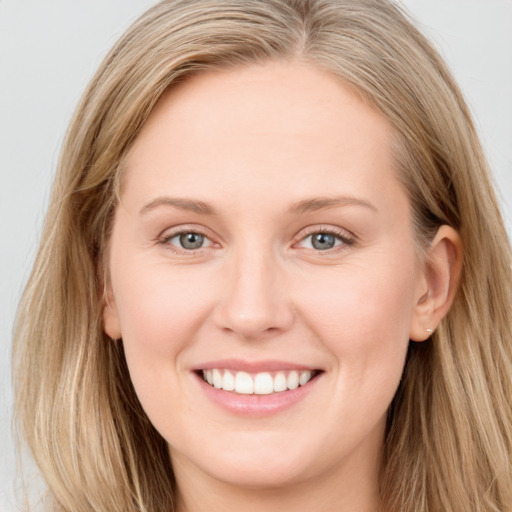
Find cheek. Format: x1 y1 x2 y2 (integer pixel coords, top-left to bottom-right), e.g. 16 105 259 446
110 260 218 429
303 258 415 335
296 252 417 384
111 258 214 365
292 256 416 441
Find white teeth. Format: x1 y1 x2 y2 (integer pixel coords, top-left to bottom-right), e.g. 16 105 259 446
299 370 312 386
254 372 274 395
222 370 235 391
212 369 223 389
235 371 254 394
287 371 299 390
274 372 287 392
201 368 317 394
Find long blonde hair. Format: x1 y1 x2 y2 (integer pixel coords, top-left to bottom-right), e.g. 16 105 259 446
13 1 512 510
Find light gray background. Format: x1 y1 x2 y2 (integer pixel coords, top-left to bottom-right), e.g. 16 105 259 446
1 1 511 510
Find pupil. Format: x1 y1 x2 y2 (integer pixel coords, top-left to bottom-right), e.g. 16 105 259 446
312 233 335 250
180 233 204 249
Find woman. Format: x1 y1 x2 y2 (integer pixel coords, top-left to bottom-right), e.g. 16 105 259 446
13 0 512 511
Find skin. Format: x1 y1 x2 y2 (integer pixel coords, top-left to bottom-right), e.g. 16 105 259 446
103 60 462 512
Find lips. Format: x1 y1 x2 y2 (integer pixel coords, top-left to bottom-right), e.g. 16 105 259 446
201 369 318 395
193 361 323 416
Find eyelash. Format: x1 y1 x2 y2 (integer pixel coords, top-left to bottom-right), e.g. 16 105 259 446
160 227 213 255
159 226 355 255
297 226 355 253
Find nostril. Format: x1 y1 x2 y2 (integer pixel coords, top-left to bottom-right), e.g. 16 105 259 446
213 300 295 340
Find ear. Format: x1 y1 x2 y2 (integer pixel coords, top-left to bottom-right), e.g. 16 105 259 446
409 225 463 342
100 268 122 340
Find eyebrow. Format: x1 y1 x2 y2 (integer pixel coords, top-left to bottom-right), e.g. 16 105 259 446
287 196 377 214
139 195 377 216
140 197 218 216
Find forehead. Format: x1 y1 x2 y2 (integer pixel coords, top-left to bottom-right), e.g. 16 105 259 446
121 60 404 215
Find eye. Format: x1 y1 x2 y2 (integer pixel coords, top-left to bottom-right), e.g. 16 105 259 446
297 229 354 251
164 230 213 251
309 233 338 250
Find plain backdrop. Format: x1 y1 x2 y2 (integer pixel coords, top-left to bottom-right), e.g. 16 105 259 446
1 1 511 510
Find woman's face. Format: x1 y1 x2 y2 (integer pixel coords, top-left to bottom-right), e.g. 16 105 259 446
104 61 431 490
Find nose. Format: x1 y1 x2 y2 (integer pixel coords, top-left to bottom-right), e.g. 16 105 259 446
213 246 295 340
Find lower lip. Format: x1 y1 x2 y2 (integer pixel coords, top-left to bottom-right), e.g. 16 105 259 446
194 372 321 417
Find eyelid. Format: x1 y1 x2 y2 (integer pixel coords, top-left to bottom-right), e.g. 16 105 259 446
159 225 218 254
294 225 356 251
157 224 356 255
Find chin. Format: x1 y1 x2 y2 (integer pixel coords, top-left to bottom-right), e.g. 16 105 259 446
205 458 309 489
171 435 316 489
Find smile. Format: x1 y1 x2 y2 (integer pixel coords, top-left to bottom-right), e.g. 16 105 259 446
201 369 319 395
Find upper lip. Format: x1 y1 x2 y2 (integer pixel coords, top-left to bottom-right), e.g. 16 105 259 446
192 358 321 373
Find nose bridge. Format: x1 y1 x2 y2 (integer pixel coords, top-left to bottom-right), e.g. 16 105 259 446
215 240 293 339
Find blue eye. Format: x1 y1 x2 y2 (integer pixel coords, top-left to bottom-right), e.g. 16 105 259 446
310 233 338 250
299 230 353 251
166 231 211 250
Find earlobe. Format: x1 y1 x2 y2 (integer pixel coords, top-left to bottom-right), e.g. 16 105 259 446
98 256 122 339
409 225 463 342
102 282 122 340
